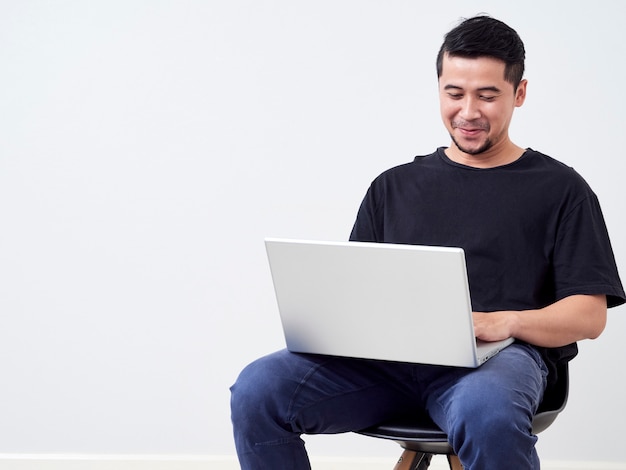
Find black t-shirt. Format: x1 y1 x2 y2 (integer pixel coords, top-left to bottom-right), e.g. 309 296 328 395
350 148 625 386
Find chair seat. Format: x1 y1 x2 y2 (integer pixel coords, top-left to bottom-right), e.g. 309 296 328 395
358 417 453 454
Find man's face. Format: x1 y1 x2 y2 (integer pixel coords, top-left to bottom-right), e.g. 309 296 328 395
438 54 526 158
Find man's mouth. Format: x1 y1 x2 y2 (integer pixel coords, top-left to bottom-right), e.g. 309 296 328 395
453 121 489 137
460 127 483 135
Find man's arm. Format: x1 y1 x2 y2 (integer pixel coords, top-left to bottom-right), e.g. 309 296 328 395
473 294 607 348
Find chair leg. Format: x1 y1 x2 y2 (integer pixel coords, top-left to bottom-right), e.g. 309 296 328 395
447 454 463 470
393 449 432 470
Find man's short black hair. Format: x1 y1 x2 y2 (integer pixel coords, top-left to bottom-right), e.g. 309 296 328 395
436 15 526 89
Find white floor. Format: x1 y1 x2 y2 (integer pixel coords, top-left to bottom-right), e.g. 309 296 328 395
1 455 626 470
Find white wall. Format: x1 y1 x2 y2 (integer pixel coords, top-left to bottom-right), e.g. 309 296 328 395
1 0 625 464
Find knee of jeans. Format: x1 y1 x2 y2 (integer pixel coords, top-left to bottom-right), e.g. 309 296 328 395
447 394 533 446
230 355 291 425
231 362 267 418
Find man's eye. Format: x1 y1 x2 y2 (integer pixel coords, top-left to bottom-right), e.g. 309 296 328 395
480 96 496 102
448 93 463 99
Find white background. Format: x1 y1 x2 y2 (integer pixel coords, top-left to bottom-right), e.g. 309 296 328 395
1 0 625 463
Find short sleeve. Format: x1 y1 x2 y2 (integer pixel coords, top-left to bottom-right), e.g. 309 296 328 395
552 193 625 308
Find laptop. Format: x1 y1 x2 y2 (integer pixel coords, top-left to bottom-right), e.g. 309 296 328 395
264 238 514 368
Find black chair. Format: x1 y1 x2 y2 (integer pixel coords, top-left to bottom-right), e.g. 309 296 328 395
357 362 569 470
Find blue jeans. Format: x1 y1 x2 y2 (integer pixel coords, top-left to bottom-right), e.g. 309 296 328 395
230 343 548 469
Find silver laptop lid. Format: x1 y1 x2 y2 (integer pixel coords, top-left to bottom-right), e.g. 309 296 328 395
265 238 510 368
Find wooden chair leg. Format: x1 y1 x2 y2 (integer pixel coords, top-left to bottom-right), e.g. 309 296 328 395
393 449 432 470
392 449 463 470
447 454 463 470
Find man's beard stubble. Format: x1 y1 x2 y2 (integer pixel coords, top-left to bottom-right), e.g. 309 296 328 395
450 134 493 156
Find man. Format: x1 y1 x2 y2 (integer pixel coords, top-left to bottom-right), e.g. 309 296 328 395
230 15 625 469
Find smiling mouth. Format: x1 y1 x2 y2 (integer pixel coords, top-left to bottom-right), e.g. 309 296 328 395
459 127 484 136
453 121 489 138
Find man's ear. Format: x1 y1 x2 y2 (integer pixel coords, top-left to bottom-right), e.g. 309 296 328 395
515 79 528 107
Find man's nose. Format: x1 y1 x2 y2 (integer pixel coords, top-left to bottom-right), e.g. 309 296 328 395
459 97 481 120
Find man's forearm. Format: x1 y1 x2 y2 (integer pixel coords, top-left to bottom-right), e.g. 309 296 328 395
473 294 607 348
